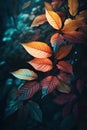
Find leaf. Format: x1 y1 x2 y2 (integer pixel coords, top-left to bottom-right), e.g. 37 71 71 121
50 33 64 47
11 69 38 80
52 0 64 8
45 2 62 30
31 14 47 27
56 45 72 60
26 101 42 122
40 76 59 94
57 80 71 93
62 104 72 117
54 93 77 105
62 18 84 33
76 10 87 20
44 2 53 11
63 31 86 43
18 81 40 100
57 72 71 84
60 114 76 130
28 58 53 72
68 0 79 16
22 1 31 9
22 42 52 58
57 61 73 74
5 87 22 117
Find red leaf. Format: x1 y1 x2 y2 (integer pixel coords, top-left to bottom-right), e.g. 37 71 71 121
40 76 59 94
18 81 40 100
58 72 71 84
28 58 53 72
53 93 77 105
52 0 64 8
57 61 73 74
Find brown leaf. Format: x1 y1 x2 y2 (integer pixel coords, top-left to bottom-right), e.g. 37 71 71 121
31 14 47 27
22 42 52 58
62 18 84 33
57 80 71 93
63 31 86 43
28 58 53 72
57 61 73 74
56 45 72 60
68 0 79 16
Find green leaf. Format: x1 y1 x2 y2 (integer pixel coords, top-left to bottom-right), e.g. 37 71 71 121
26 101 42 122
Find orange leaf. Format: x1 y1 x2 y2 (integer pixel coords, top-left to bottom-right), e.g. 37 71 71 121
31 14 47 27
50 33 64 47
68 0 79 16
22 42 52 58
45 2 62 30
44 2 53 11
62 18 84 33
57 61 73 74
40 76 59 94
28 58 53 72
57 80 71 93
56 45 72 60
11 69 38 80
18 81 40 100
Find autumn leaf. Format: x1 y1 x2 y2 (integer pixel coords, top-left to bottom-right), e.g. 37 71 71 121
11 69 38 80
18 81 40 100
76 10 87 20
62 18 84 33
40 76 59 94
28 58 53 72
44 2 53 11
31 14 47 27
57 80 71 93
58 72 71 84
22 42 52 58
51 0 64 8
50 33 64 47
54 93 76 105
57 61 73 74
63 31 86 43
45 2 62 30
68 0 79 16
56 45 72 60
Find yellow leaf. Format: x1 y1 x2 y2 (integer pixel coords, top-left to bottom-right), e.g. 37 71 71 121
68 0 79 16
56 45 72 60
22 42 52 58
28 58 53 72
11 69 38 80
31 14 47 27
62 18 84 33
45 2 62 30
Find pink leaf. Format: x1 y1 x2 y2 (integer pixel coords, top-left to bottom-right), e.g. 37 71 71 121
53 93 77 105
40 76 59 94
28 58 53 72
18 81 40 100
